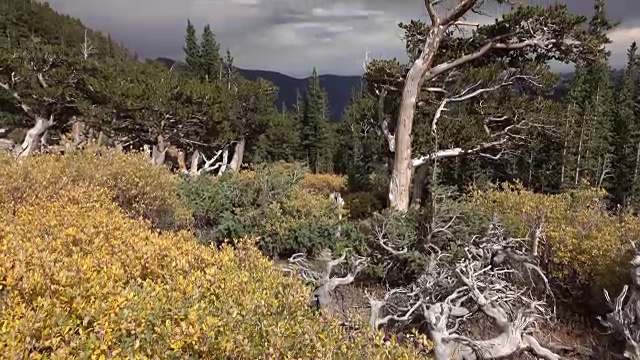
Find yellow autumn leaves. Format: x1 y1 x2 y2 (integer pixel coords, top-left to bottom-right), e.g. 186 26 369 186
0 150 426 359
471 183 635 295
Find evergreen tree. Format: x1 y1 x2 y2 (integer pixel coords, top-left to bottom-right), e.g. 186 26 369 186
300 68 333 173
611 54 637 207
563 0 617 188
200 24 221 81
183 19 201 76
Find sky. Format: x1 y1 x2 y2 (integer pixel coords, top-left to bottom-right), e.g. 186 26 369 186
43 0 640 78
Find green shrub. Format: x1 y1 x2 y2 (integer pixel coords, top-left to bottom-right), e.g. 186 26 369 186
470 182 633 304
0 185 427 359
300 172 347 194
178 163 348 258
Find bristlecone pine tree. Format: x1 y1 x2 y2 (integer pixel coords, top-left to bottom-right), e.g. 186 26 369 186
370 0 615 212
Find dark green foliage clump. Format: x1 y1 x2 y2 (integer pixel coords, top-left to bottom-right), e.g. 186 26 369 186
178 163 348 259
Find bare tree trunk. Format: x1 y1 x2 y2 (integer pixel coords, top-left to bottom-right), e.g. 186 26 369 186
560 110 572 186
15 115 54 158
229 138 245 172
217 147 229 176
96 131 106 147
528 150 533 186
574 120 585 185
390 47 439 211
633 142 640 190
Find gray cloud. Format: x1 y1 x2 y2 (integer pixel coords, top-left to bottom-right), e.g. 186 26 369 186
44 0 639 77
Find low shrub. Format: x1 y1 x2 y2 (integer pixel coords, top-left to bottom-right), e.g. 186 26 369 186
0 186 427 359
300 172 347 194
178 163 347 258
470 183 632 304
0 148 191 230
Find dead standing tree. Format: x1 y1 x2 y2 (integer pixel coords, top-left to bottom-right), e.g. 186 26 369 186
384 0 599 212
367 220 560 360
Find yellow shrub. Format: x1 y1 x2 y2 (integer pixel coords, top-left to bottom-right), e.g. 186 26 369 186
470 183 633 291
300 173 347 194
0 187 426 359
0 149 191 230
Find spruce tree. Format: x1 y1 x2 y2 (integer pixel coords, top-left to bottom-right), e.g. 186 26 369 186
611 61 636 207
567 0 616 187
300 68 333 173
200 24 221 81
183 19 201 76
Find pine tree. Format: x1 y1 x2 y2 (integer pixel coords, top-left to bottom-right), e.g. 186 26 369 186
221 48 238 91
628 42 640 190
567 0 616 187
183 19 201 76
611 59 636 207
200 24 221 81
300 68 333 173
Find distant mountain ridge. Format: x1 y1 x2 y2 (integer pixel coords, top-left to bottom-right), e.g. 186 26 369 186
154 57 360 121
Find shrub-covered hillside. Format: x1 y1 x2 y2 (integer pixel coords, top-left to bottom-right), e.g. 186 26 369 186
4 0 640 359
0 151 428 358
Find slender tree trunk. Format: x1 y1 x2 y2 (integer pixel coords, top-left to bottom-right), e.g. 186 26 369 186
560 105 573 186
528 150 533 186
574 120 585 185
229 138 245 171
633 142 640 185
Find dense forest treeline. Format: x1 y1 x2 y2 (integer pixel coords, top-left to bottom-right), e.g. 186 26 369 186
4 0 640 359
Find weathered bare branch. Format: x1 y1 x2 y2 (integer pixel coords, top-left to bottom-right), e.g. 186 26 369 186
600 243 640 359
370 219 559 360
376 87 396 153
285 250 369 311
412 138 507 167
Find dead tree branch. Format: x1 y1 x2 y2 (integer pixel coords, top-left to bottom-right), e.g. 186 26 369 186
285 249 369 311
600 242 640 360
370 219 559 360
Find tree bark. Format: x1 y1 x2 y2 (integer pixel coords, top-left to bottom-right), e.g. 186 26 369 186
15 115 54 158
390 30 442 212
229 138 245 172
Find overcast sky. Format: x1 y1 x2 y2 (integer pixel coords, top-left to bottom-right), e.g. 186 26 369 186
44 0 639 78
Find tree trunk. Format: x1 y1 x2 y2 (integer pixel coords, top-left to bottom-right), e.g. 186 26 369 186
389 26 443 212
229 138 245 171
574 120 585 185
15 115 54 158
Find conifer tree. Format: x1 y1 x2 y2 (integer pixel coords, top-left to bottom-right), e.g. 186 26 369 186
566 0 617 187
183 19 201 76
200 24 221 81
611 67 636 207
300 68 333 173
